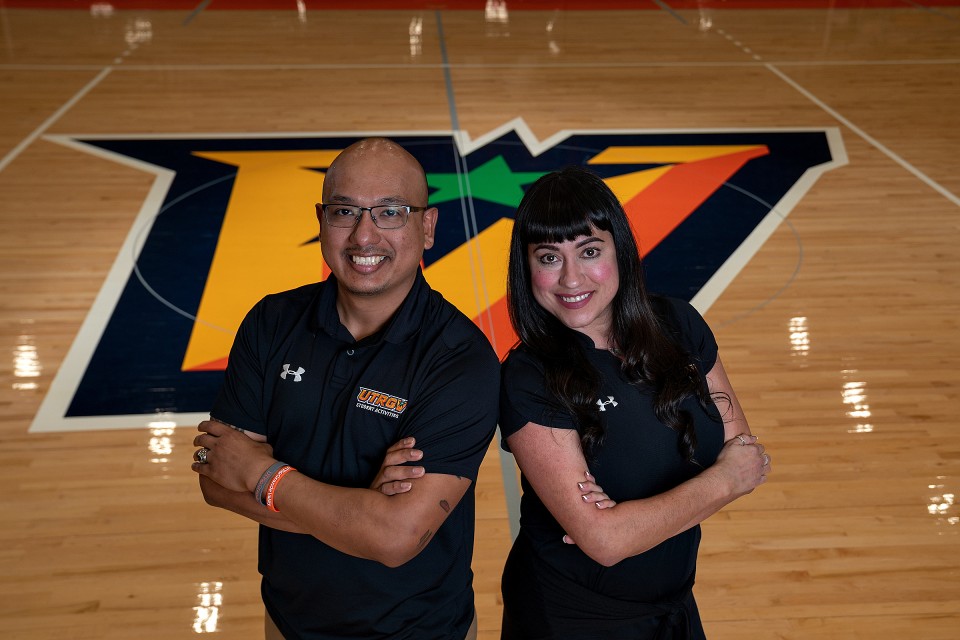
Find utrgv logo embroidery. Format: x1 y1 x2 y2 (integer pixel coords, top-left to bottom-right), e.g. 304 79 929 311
596 396 618 412
280 364 305 382
356 387 409 419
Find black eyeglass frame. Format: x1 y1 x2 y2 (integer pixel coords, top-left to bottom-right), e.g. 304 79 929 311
316 203 429 229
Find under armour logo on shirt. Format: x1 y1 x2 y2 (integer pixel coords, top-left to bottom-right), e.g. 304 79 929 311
596 396 618 412
280 364 305 382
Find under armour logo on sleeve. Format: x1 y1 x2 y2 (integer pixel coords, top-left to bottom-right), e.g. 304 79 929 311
280 364 305 382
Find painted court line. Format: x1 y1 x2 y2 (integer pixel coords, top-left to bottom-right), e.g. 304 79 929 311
652 0 688 24
433 10 520 532
0 67 111 175
184 0 213 25
767 63 960 208
4 59 959 72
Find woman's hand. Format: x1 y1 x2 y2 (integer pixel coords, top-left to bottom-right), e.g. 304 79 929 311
713 433 770 498
562 471 617 544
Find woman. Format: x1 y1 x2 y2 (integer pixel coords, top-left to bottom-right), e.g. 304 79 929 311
499 166 770 639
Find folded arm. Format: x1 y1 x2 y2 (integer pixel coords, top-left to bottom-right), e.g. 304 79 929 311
707 356 752 441
508 358 767 567
273 470 470 567
193 420 468 568
198 474 309 533
195 426 309 533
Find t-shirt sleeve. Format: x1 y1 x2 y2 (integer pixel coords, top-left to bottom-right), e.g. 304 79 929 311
499 348 577 442
209 300 269 436
398 337 500 482
663 297 719 377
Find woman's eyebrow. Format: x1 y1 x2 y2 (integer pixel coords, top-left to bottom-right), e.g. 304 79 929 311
575 236 604 248
532 242 559 251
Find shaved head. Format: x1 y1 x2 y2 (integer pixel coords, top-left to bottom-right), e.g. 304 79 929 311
323 138 429 204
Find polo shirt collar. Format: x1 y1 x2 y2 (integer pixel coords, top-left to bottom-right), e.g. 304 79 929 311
570 329 621 367
381 268 430 344
313 268 429 345
571 328 600 351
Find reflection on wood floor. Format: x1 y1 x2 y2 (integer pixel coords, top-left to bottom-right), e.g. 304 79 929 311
1 2 958 638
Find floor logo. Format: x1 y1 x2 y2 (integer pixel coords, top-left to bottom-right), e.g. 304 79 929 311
33 119 846 432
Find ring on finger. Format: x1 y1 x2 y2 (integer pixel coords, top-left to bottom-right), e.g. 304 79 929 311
762 453 770 466
194 447 210 464
735 435 748 446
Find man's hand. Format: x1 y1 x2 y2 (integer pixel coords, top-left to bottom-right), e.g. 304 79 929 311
192 420 275 493
369 437 425 496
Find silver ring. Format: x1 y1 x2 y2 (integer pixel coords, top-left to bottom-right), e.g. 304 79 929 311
762 453 770 466
735 435 747 446
195 447 209 464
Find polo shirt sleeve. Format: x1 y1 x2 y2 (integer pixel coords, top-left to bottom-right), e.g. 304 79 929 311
209 299 269 437
499 348 577 441
664 297 719 377
399 337 500 482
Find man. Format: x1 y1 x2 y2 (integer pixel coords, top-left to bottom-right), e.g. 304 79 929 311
191 138 499 639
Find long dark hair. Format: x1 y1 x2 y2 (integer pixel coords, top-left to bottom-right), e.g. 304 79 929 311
507 166 717 463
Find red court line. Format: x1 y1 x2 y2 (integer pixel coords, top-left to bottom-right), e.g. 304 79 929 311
4 0 959 9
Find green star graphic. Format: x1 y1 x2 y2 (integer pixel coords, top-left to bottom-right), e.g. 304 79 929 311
427 156 546 208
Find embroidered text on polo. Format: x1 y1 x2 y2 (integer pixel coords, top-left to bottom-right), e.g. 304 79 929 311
356 387 409 419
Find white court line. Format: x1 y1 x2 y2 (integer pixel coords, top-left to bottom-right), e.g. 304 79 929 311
767 63 960 208
771 58 960 67
901 0 959 20
0 67 112 175
2 59 959 72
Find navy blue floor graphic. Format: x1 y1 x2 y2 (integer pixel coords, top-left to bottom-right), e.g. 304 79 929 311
34 124 843 430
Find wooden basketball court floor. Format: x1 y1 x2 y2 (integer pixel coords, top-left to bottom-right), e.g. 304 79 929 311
1 0 959 638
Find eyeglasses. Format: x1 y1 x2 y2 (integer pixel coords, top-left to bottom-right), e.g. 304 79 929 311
317 203 427 229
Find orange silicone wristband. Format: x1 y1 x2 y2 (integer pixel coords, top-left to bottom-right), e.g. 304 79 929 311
265 465 295 513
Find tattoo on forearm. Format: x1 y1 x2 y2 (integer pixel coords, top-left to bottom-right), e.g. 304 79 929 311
439 499 450 513
417 530 434 550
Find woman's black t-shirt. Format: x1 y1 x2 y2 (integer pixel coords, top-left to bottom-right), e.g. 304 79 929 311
498 297 724 638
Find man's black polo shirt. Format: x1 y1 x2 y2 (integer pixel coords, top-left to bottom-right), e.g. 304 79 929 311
211 269 500 640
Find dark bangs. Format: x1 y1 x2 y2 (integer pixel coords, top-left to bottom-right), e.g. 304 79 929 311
514 168 620 246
